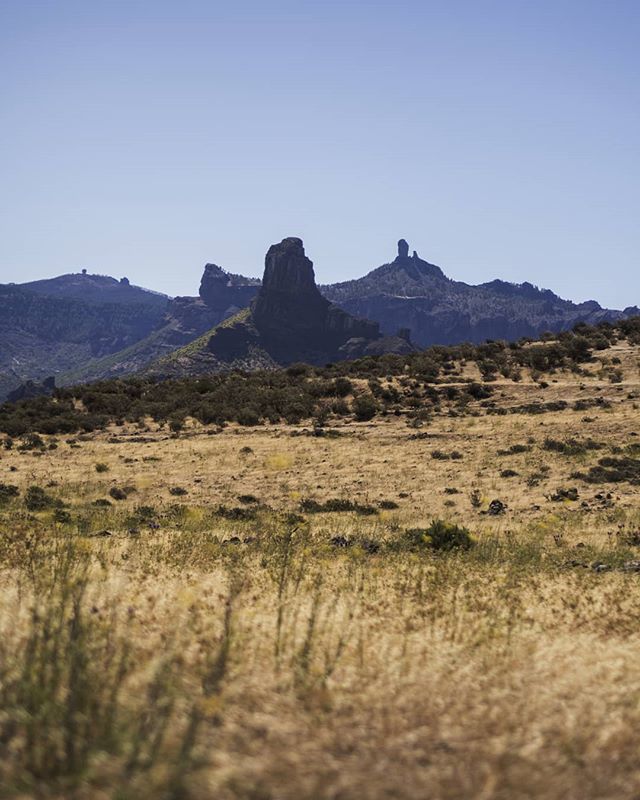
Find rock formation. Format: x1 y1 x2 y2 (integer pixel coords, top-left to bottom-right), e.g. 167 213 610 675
198 263 260 313
322 239 633 347
250 238 379 362
207 237 409 366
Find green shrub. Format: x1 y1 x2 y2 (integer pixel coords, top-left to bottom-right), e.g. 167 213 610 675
24 485 56 511
333 377 353 397
237 407 261 426
404 519 474 551
300 497 377 515
0 483 19 506
18 433 45 451
378 499 399 509
573 457 640 485
543 437 603 456
95 462 109 473
352 395 377 422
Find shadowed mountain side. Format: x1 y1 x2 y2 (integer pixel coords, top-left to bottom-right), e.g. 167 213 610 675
40 266 262 390
58 296 233 386
199 263 260 311
147 238 415 377
323 240 639 346
145 309 279 378
0 284 168 401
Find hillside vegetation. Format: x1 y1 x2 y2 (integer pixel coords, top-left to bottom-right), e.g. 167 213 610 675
1 317 639 436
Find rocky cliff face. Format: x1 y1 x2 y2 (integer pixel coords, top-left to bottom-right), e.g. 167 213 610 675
198 264 259 313
248 238 380 363
198 237 413 364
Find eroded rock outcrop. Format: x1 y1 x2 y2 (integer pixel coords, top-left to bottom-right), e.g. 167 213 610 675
199 263 260 312
323 239 633 346
207 237 410 366
250 238 379 362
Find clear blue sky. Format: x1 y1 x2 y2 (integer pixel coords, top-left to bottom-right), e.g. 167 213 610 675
1 0 638 307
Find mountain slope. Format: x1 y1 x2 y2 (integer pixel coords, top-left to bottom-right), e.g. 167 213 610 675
3 240 638 399
147 238 414 379
0 283 167 400
323 239 639 346
57 265 263 386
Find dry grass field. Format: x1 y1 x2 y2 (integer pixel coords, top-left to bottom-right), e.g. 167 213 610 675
1 340 640 799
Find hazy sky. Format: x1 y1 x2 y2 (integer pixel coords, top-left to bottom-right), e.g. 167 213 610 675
1 1 638 307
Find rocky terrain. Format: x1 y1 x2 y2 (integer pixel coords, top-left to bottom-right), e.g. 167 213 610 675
0 267 260 399
323 239 639 346
150 237 414 377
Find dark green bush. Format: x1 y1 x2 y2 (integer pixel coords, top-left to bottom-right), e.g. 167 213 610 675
404 520 474 551
300 498 377 515
0 483 19 506
24 485 56 511
352 395 378 422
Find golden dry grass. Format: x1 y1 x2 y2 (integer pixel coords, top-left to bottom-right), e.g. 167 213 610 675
1 344 640 799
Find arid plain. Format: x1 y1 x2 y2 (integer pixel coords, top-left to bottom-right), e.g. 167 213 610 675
1 339 640 799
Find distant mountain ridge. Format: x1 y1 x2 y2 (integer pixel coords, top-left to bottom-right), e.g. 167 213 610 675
322 239 639 346
18 271 169 307
0 279 168 401
1 240 638 401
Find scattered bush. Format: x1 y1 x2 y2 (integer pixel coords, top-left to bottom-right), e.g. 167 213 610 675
352 395 378 422
238 494 259 504
403 520 474 551
18 433 45 451
573 457 640 485
543 437 603 456
432 450 463 461
300 498 377 515
24 485 57 511
0 483 19 506
215 505 257 521
0 318 630 436
497 443 531 456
